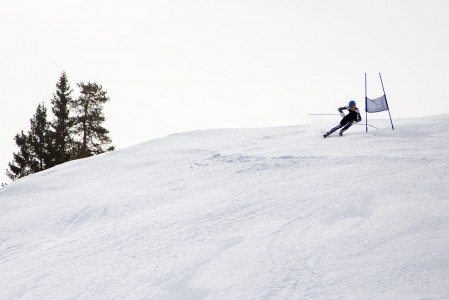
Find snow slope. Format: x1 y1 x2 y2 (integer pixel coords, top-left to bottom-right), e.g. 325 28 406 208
1 115 449 299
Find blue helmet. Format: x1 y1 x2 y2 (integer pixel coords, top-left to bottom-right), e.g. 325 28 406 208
348 100 356 107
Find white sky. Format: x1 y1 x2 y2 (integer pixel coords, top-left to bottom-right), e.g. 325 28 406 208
1 0 449 183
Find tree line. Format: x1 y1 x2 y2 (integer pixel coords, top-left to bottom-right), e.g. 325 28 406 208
6 72 114 181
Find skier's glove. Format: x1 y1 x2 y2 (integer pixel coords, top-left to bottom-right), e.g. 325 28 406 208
340 112 345 117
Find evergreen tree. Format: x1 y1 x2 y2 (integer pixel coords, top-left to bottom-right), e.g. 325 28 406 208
6 103 52 180
50 71 74 165
72 82 114 158
29 103 52 172
6 131 33 180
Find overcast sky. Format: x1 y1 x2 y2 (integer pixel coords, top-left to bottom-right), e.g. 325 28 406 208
1 0 449 183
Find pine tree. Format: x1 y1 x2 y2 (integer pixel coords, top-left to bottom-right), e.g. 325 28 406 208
6 103 52 180
72 82 114 158
50 71 74 165
29 103 52 172
7 131 33 180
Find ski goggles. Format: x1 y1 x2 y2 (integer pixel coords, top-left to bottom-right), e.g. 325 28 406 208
349 105 356 109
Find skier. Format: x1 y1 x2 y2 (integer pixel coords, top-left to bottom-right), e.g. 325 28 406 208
323 100 362 138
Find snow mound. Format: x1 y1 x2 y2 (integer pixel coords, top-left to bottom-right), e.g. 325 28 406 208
1 115 449 299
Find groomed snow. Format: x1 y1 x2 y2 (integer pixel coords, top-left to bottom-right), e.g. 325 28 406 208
1 115 449 299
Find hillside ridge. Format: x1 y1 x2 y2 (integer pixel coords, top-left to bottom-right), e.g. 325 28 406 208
1 115 449 299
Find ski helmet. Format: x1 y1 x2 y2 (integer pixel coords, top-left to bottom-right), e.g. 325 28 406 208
348 100 356 107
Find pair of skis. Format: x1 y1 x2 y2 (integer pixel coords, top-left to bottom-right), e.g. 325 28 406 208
323 132 343 138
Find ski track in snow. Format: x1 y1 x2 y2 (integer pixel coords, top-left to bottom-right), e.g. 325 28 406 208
1 115 449 299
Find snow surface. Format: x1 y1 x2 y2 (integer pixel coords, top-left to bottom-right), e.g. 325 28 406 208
1 115 449 299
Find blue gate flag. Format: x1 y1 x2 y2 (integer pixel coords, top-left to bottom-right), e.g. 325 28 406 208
365 73 394 132
366 95 388 113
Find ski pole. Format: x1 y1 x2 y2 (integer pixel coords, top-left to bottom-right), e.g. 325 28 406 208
307 114 340 116
357 123 378 129
308 114 379 129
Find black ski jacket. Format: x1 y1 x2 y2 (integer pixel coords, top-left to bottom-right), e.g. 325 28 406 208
338 106 362 125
